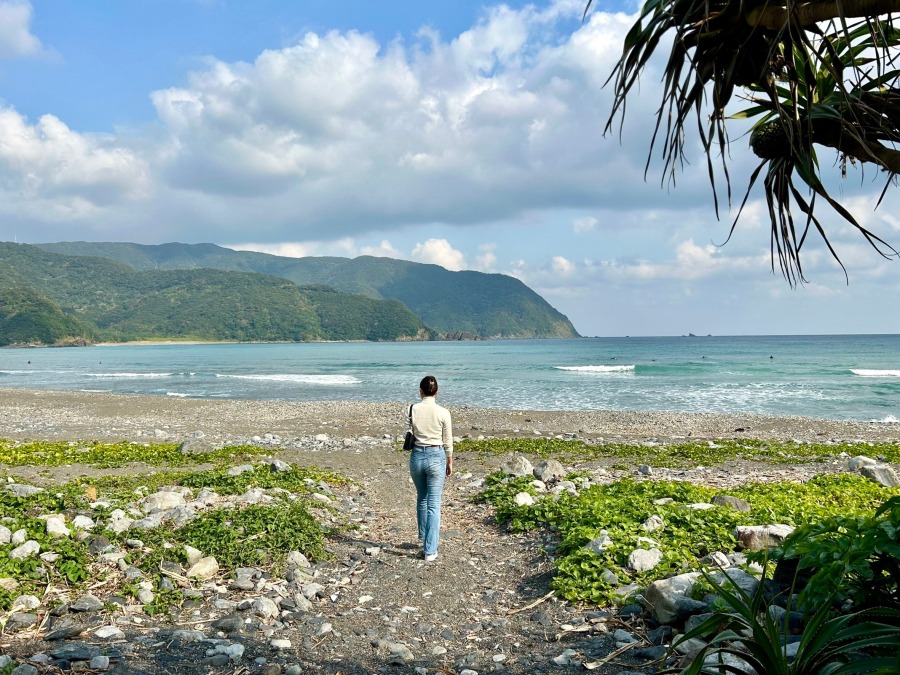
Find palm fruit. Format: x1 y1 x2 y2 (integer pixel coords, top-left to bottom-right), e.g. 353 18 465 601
750 120 791 159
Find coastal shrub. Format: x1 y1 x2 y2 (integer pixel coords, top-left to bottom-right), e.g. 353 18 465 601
0 439 269 468
477 473 900 605
664 566 900 675
767 495 900 613
458 437 900 468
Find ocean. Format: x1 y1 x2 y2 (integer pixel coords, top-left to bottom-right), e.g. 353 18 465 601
1 336 898 422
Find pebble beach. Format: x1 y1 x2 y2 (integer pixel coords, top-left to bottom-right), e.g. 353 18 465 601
3 387 900 446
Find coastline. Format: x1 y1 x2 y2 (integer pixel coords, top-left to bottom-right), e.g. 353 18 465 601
2 386 899 445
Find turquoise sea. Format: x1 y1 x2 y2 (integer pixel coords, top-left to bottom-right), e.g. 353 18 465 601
1 336 899 422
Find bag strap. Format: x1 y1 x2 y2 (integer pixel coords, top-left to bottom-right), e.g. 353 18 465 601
407 404 414 428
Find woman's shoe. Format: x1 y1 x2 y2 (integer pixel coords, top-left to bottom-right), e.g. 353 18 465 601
424 553 438 562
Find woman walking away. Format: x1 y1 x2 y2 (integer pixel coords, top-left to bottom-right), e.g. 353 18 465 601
408 375 453 562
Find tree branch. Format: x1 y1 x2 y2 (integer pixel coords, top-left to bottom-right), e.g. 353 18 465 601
748 0 900 30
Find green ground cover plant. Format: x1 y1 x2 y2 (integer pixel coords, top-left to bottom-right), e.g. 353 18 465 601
0 460 348 612
0 439 269 468
477 472 900 606
457 438 900 468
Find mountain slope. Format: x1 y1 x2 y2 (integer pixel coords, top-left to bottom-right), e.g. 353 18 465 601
0 243 426 343
38 242 580 338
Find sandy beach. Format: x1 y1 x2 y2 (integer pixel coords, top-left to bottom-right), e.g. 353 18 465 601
2 386 900 445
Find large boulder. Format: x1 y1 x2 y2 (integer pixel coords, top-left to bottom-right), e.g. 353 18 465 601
643 572 706 625
532 459 566 482
734 525 794 550
860 464 900 488
500 455 533 477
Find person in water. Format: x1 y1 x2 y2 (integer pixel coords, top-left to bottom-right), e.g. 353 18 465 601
407 375 453 562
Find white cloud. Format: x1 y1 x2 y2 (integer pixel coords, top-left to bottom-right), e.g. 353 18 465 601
474 243 497 271
0 1 42 60
573 216 599 233
551 255 576 275
0 107 150 226
359 239 402 258
411 238 466 270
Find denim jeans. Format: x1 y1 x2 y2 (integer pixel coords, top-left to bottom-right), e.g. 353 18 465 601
409 445 447 556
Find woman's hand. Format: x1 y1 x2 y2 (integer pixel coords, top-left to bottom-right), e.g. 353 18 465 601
446 456 453 477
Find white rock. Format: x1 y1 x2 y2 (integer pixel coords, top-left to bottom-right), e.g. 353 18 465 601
270 638 292 650
627 548 663 573
71 515 95 532
94 626 126 640
0 525 11 544
848 455 877 470
686 502 716 510
9 540 40 560
11 529 28 545
186 556 219 581
184 545 204 567
552 649 579 666
642 515 665 532
316 622 333 637
286 550 311 568
251 597 280 620
514 492 535 506
141 491 186 513
12 594 41 611
45 515 70 538
735 525 795 550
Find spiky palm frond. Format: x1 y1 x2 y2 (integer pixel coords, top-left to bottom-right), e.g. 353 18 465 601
593 0 900 283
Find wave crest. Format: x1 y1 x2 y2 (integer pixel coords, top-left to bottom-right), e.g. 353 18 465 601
850 369 900 378
555 365 636 373
218 374 361 385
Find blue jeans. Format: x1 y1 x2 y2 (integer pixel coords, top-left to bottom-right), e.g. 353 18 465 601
409 446 446 556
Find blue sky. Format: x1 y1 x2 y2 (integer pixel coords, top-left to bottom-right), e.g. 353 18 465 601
1 0 899 337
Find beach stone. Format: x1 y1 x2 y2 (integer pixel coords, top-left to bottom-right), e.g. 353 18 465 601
642 515 665 531
514 492 535 506
6 612 37 632
627 548 663 573
252 597 280 620
552 649 579 665
584 531 613 555
532 459 565 481
712 495 751 512
11 665 38 675
94 626 126 640
301 582 325 600
89 656 110 670
12 595 40 612
179 438 215 455
500 455 533 477
270 638 292 650
71 515 95 531
70 594 104 613
710 568 760 597
638 464 653 475
269 459 292 472
5 484 45 498
142 491 187 513
0 578 20 592
643 572 703 624
735 525 795 550
701 551 731 568
848 455 877 470
860 464 900 487
0 525 11 544
186 556 220 580
44 617 84 640
286 550 311 569
130 513 165 530
49 643 100 661
702 652 757 674
45 515 70 538
9 540 40 560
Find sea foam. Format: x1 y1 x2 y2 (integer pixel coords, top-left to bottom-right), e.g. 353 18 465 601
555 365 636 373
87 372 174 378
217 373 361 385
850 369 900 377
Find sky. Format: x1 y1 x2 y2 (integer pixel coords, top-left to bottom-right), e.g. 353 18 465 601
1 0 899 337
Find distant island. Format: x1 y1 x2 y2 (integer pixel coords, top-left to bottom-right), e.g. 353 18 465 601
0 242 579 346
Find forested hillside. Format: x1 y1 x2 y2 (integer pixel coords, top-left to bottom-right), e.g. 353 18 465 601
0 243 427 345
39 242 579 338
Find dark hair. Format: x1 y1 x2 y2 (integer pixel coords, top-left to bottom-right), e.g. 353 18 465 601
419 375 439 397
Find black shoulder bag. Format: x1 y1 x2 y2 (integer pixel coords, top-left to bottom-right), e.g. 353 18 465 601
403 404 416 450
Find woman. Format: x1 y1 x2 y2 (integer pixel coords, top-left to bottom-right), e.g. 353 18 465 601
407 375 453 562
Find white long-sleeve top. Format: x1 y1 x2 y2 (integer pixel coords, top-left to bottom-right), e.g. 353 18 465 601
409 396 453 455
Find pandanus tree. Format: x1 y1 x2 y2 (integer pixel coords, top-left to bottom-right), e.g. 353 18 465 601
591 0 900 284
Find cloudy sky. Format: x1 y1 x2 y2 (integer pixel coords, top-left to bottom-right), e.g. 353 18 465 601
1 0 898 337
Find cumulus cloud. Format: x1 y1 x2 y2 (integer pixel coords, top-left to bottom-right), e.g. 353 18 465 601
411 238 467 270
0 107 150 226
474 243 497 271
551 255 576 275
573 216 599 233
0 1 42 60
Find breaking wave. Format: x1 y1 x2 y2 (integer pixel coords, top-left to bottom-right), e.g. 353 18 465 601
851 369 900 377
217 373 361 385
554 365 636 373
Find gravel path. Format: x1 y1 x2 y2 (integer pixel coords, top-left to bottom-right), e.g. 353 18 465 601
1 388 899 674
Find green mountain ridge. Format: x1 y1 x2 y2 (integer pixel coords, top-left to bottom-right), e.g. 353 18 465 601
37 241 580 339
0 243 428 345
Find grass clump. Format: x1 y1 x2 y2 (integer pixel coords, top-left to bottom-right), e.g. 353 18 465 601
477 472 900 606
458 437 900 468
0 439 269 468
